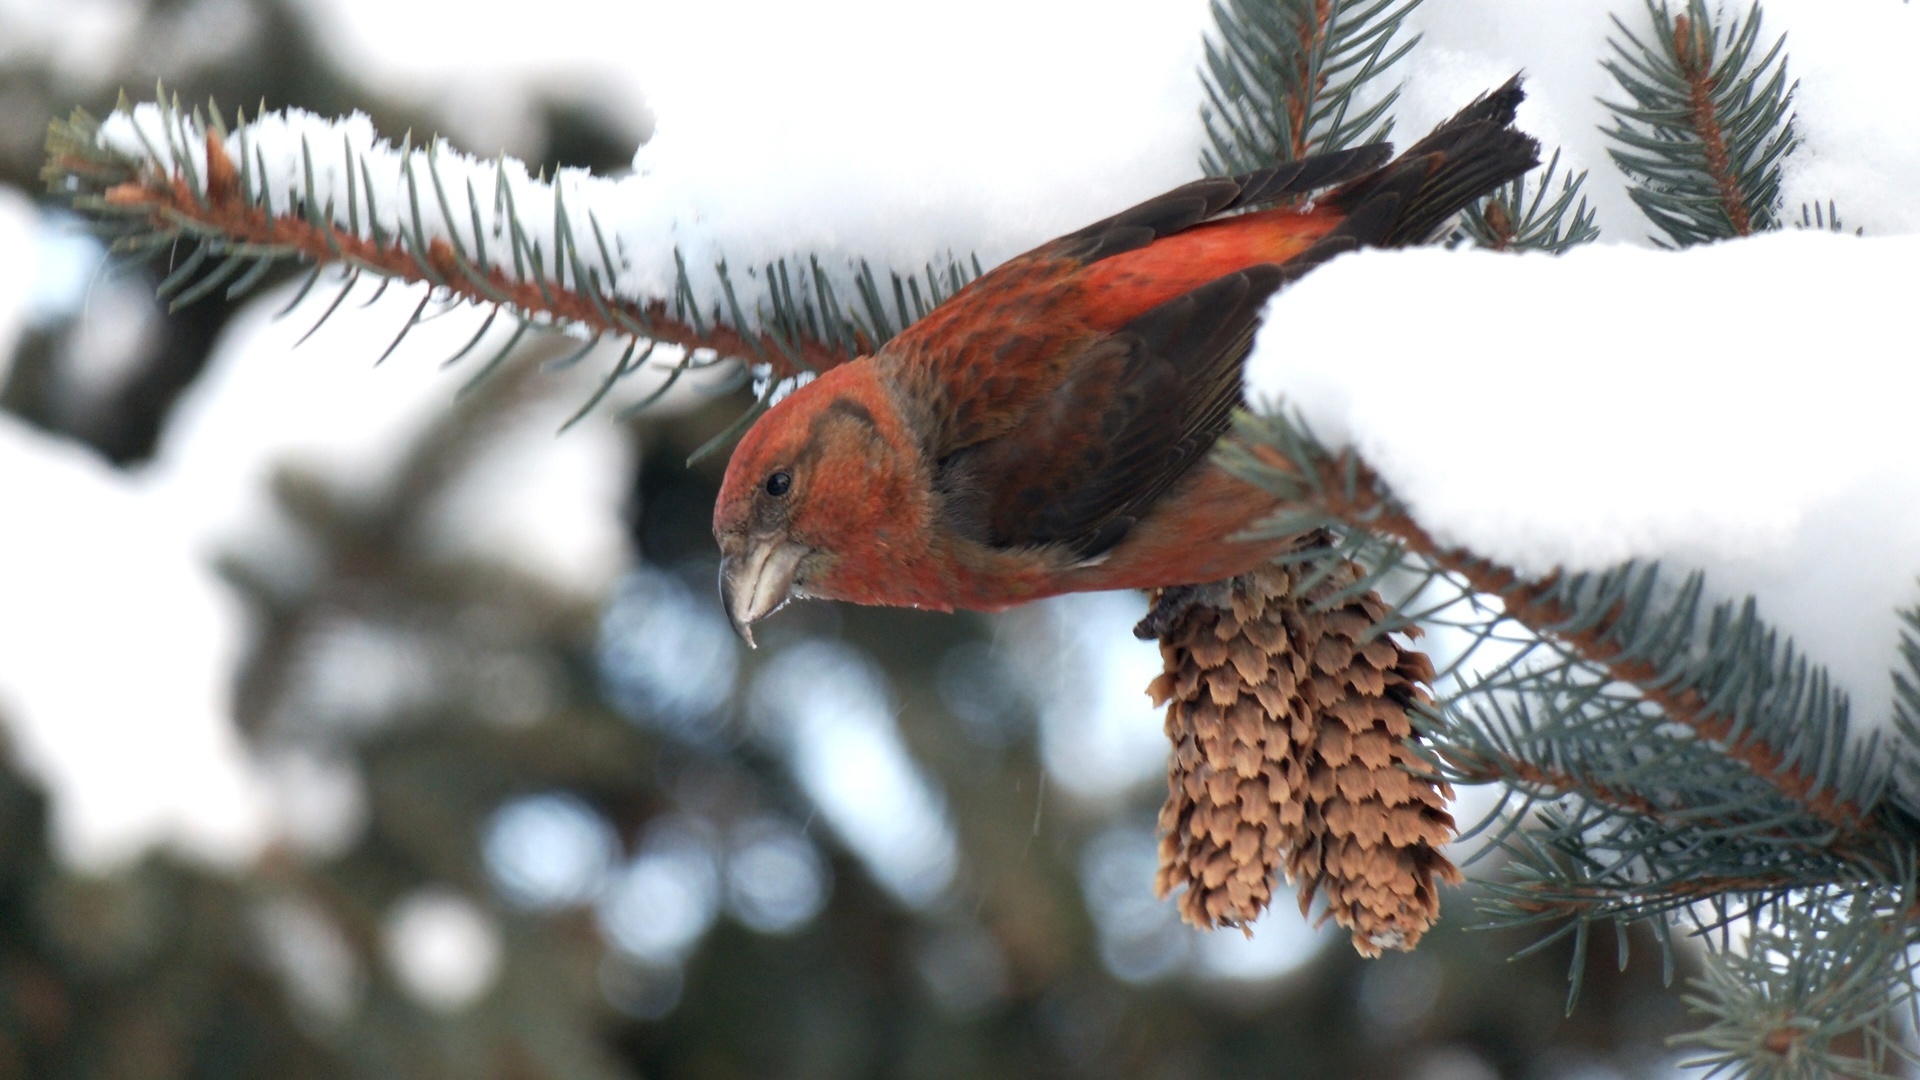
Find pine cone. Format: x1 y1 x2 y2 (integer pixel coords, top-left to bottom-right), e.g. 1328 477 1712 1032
1145 558 1460 956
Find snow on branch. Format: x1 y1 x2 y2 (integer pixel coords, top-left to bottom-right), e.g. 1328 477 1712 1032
43 94 984 434
1215 408 1920 1004
1223 412 1885 826
1228 232 1920 964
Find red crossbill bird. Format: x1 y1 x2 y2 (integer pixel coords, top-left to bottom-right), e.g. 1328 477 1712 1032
716 79 1539 644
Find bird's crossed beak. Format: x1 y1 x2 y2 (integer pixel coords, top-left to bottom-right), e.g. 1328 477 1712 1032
719 538 809 648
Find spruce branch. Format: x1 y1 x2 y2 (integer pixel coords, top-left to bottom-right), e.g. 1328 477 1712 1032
1218 408 1912 874
1200 0 1421 175
1602 0 1798 246
44 95 980 425
1674 885 1920 1079
1454 148 1601 254
1219 407 1920 1057
1887 608 1920 802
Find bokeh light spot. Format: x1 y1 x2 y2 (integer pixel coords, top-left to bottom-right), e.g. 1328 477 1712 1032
1078 824 1187 984
596 817 720 963
751 639 959 907
483 792 619 911
598 564 738 732
382 888 502 1013
725 817 829 935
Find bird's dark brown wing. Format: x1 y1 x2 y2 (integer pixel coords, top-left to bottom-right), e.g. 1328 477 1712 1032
934 262 1307 560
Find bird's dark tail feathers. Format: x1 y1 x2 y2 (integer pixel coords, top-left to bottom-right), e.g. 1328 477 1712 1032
1325 75 1541 248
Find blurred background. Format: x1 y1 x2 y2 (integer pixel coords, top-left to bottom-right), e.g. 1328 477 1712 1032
0 0 1696 1076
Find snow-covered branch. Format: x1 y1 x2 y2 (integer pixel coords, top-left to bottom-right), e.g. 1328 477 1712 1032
44 97 973 407
1223 413 1883 834
1224 233 1920 950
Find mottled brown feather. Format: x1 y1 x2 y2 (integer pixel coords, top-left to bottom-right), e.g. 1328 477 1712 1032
936 266 1282 558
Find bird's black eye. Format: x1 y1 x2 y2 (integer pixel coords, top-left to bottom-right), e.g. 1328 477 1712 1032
764 470 792 498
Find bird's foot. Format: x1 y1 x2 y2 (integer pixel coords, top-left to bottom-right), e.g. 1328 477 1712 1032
1134 581 1231 640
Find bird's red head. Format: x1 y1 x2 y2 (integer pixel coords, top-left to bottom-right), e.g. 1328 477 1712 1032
712 360 928 645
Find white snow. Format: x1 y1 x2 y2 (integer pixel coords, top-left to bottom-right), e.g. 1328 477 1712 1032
1761 0 1920 237
1244 230 1920 727
301 0 1215 269
98 0 1217 338
416 386 633 598
0 187 39 389
0 273 635 869
0 413 272 869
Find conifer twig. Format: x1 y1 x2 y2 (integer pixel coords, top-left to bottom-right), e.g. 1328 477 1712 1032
1455 149 1600 254
46 97 999 430
1602 0 1797 246
1201 0 1422 174
1280 0 1334 164
56 129 847 382
1223 424 1878 839
1671 11 1750 236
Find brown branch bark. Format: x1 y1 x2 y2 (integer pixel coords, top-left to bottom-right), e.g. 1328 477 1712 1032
1501 873 1861 917
1478 201 1516 251
1249 444 1872 837
1457 756 1899 878
1285 0 1334 161
1453 754 1666 820
64 132 848 382
1671 13 1753 237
